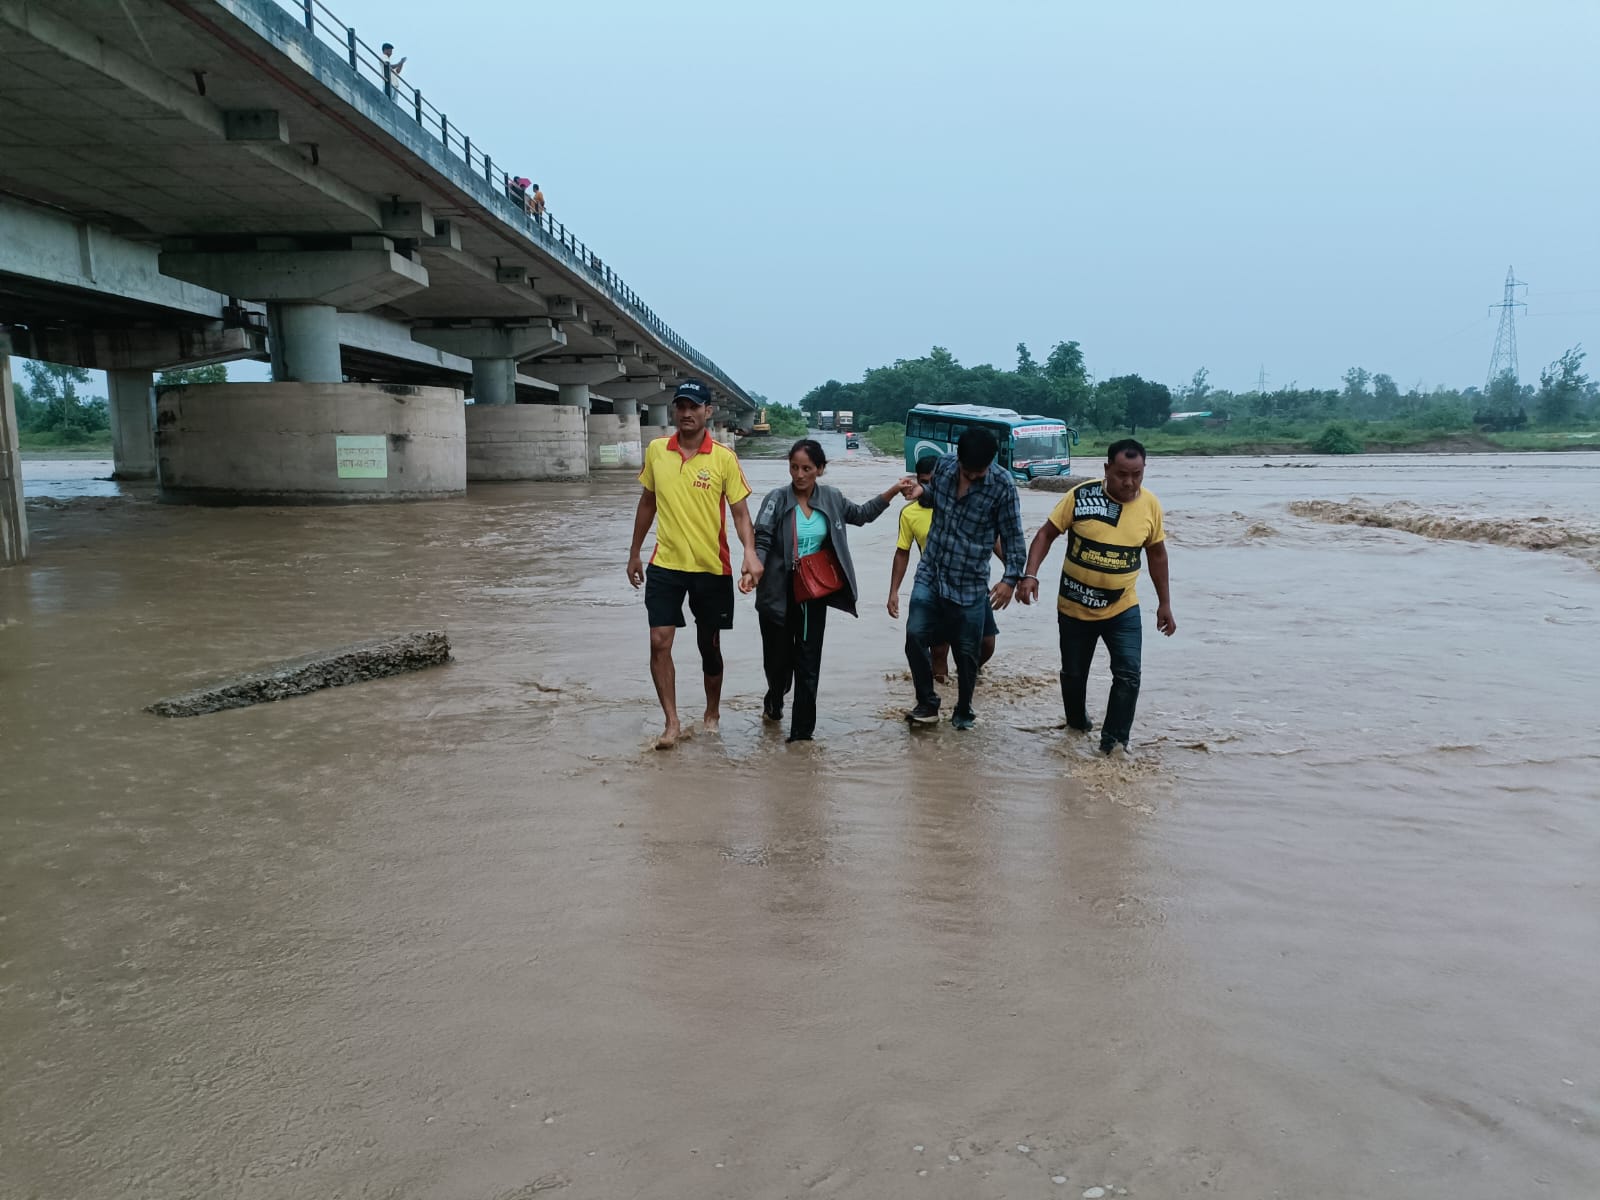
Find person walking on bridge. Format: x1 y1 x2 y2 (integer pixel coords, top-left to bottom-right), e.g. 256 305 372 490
1017 438 1176 756
627 380 763 748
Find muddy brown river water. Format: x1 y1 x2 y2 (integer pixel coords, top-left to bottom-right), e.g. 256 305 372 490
3 452 1598 1199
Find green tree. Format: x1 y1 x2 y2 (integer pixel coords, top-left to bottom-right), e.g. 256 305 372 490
1312 422 1363 454
1093 374 1172 434
1015 343 1040 378
1041 340 1089 420
1182 367 1211 409
1474 370 1528 431
156 363 228 387
764 402 808 437
1372 373 1400 415
1341 367 1371 406
1536 346 1586 426
22 361 108 436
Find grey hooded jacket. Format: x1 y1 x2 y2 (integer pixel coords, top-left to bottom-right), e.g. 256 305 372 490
752 483 891 623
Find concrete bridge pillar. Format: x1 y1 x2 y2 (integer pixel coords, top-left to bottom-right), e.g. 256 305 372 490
0 343 27 566
557 383 591 414
266 302 343 383
157 382 465 503
106 368 157 479
471 358 519 407
587 398 643 470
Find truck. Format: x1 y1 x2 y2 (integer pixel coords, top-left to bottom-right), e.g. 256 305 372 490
817 410 836 432
837 410 854 432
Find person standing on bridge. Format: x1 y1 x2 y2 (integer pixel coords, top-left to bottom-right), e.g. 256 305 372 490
530 184 546 221
627 380 763 749
1016 438 1176 756
903 429 1028 730
380 43 406 77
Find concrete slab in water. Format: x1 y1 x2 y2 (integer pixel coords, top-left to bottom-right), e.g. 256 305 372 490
147 631 450 717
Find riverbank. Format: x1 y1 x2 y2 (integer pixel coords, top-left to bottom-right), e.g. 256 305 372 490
1127 428 1600 456
19 447 115 461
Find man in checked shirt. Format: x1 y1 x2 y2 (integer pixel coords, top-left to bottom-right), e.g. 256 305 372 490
904 428 1032 729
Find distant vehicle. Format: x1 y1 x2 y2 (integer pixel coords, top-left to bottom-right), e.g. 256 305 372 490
837 410 855 432
750 407 772 436
902 403 1078 481
845 434 860 450
818 410 836 432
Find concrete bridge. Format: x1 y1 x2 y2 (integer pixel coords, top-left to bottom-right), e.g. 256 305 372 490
0 0 757 560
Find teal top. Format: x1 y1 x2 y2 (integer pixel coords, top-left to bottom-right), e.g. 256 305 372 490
795 507 829 557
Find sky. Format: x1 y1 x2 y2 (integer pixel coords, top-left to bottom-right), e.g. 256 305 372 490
56 0 1600 403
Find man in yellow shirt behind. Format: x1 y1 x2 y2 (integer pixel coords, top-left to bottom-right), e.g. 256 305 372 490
627 380 763 749
1018 439 1176 756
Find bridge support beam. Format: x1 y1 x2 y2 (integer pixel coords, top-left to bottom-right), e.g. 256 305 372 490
1 343 27 566
410 321 565 406
161 238 429 384
107 369 157 480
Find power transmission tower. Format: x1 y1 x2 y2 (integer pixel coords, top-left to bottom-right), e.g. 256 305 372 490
1255 364 1268 394
1485 265 1526 390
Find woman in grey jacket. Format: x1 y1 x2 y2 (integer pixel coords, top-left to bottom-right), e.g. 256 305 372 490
749 439 913 742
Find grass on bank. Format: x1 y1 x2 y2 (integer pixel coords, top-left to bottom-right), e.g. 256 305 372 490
18 430 114 457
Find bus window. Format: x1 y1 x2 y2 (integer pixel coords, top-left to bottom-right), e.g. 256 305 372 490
947 423 966 446
907 413 927 438
932 421 950 442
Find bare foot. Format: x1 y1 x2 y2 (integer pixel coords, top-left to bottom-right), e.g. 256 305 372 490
655 723 680 750
702 713 720 735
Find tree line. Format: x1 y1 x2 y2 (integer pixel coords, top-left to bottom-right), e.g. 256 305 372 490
795 342 1599 436
11 362 227 443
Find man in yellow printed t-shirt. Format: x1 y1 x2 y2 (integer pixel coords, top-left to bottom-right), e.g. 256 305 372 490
886 454 999 680
627 379 763 750
1017 439 1176 756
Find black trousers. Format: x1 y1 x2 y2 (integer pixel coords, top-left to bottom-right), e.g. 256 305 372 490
760 598 828 740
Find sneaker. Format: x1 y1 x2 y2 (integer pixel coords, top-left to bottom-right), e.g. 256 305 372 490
1100 740 1129 758
950 709 977 731
906 702 940 725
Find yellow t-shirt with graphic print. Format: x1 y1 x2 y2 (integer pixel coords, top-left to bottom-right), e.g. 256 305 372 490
638 434 752 575
1046 480 1165 620
896 500 933 552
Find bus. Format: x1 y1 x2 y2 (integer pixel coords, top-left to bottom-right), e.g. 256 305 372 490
902 403 1078 481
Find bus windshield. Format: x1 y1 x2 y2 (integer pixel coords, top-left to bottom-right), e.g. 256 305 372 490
1010 425 1070 463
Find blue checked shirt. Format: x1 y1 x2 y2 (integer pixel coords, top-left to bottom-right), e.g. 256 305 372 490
914 454 1027 604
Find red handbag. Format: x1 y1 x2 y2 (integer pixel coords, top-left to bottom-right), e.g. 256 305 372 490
792 510 845 603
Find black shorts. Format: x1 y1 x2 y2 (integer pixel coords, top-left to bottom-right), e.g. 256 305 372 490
644 564 735 630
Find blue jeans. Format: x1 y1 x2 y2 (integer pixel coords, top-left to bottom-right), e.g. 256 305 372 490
1059 606 1143 748
906 581 988 715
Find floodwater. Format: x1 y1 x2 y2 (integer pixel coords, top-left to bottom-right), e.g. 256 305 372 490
2 451 1597 1199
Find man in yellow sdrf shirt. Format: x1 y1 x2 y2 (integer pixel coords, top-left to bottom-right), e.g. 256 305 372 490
1017 439 1176 756
627 380 763 749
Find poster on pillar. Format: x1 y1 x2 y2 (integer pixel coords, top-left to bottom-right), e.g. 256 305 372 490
336 435 388 478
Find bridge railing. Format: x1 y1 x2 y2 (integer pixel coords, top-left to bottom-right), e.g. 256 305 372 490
275 0 740 397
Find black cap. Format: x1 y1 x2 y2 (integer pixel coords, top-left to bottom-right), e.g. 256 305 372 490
673 379 712 406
